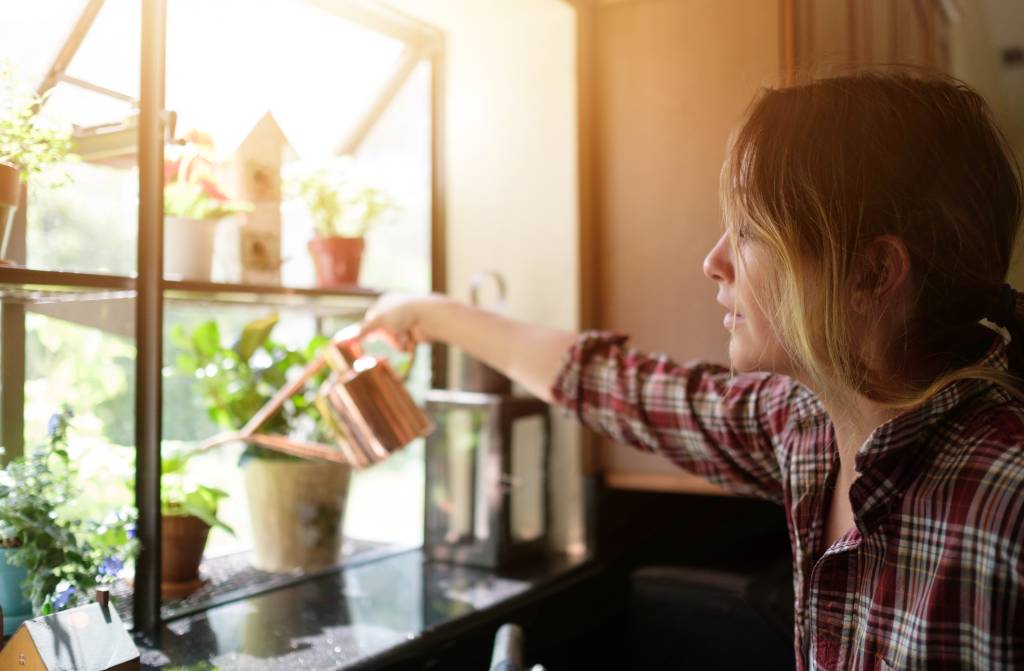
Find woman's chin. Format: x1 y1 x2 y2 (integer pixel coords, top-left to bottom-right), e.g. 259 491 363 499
728 342 756 372
728 336 794 376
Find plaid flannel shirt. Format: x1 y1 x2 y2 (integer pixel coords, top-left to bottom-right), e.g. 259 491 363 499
551 331 1024 670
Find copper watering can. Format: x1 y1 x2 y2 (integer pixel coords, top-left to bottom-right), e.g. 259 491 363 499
200 324 433 467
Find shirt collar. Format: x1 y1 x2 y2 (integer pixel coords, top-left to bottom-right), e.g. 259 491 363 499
848 332 1009 531
854 332 1008 471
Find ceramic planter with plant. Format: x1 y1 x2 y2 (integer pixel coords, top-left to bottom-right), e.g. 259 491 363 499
0 407 136 635
164 130 250 281
173 314 353 572
158 446 235 599
0 64 74 263
293 162 397 288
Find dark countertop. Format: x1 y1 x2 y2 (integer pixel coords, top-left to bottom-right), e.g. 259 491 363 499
137 549 592 671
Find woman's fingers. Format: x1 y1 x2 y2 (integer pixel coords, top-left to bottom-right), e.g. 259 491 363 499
351 293 422 352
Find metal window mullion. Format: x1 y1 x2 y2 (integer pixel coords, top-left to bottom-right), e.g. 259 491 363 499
133 0 166 635
430 46 447 389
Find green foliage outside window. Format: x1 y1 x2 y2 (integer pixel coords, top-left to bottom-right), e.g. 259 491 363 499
171 313 331 463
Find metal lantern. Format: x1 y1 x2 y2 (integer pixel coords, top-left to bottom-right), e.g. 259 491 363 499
424 388 552 569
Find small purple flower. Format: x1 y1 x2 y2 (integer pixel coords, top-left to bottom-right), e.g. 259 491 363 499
47 413 61 438
52 585 76 610
98 556 124 577
126 523 137 539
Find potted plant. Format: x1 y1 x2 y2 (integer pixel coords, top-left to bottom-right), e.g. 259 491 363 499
0 407 136 635
173 314 353 572
158 446 235 599
292 161 397 288
0 64 74 262
164 130 250 280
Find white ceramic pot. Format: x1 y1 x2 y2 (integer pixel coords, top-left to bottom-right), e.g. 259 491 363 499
164 216 218 280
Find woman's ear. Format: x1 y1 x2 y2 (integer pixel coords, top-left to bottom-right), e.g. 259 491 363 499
851 235 911 314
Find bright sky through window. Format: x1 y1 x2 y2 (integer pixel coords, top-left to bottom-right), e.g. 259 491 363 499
1 0 405 160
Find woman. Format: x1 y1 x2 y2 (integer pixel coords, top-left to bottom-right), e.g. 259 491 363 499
357 72 1024 669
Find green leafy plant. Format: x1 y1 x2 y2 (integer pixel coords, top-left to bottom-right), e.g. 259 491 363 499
160 447 234 534
291 160 398 238
165 130 250 220
0 62 75 181
0 406 137 615
171 313 330 462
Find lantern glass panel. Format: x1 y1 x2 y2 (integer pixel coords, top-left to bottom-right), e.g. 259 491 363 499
430 407 490 544
510 415 545 543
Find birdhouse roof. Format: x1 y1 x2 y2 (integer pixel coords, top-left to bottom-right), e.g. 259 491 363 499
19 602 139 670
226 111 297 160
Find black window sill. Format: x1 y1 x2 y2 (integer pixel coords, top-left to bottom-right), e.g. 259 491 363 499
135 549 596 671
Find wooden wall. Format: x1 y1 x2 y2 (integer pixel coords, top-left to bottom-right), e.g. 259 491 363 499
573 0 951 493
789 0 950 79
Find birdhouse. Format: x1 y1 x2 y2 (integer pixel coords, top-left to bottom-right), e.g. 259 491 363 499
0 598 140 670
224 112 293 285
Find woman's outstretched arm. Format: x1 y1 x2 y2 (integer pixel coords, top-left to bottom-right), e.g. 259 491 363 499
355 293 577 402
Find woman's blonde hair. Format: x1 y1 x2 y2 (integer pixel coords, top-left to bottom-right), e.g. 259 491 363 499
721 70 1024 408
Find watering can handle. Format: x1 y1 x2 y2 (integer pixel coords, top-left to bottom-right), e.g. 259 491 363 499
334 323 416 382
469 270 507 311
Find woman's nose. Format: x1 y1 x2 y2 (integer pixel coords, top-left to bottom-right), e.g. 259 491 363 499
703 232 734 283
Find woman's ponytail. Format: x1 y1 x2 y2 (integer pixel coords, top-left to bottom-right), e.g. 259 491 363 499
990 284 1024 380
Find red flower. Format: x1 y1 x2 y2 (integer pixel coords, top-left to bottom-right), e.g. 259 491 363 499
198 177 228 202
164 157 180 183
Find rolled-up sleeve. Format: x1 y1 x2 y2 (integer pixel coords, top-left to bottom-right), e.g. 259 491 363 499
551 331 801 503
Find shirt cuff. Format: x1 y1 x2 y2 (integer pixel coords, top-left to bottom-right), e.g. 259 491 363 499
549 330 629 417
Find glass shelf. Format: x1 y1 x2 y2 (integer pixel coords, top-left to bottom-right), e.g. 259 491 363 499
163 278 380 314
110 538 409 627
0 267 381 312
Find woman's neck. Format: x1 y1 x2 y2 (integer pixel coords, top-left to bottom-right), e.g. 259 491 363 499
823 396 903 481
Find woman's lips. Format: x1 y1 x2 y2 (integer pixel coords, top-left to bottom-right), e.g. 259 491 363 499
724 312 745 329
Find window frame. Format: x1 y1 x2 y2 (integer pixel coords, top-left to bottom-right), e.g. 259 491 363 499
0 0 446 634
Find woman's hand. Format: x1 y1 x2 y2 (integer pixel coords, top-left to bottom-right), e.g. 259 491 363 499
355 292 450 352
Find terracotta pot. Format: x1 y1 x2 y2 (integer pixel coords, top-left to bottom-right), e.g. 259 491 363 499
243 458 351 572
161 514 211 598
0 161 20 261
307 236 364 288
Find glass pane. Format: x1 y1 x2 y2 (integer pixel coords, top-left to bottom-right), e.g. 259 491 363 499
1 0 141 275
63 0 141 101
0 1 93 89
4 298 139 614
166 0 405 161
510 415 545 543
350 62 433 293
163 305 426 570
427 408 484 544
163 305 329 560
27 162 138 275
163 1 429 291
